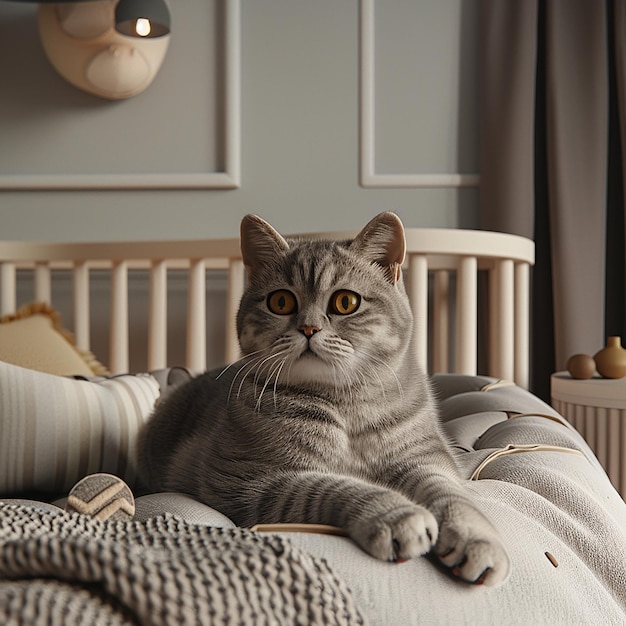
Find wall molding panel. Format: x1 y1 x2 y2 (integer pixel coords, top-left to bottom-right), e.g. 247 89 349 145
359 0 479 189
0 0 240 191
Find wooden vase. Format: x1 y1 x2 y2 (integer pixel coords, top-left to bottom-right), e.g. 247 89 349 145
594 336 626 379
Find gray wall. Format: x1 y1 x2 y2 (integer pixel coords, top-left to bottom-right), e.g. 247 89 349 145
0 0 480 242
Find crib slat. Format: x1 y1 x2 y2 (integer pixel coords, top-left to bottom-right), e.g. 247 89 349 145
148 260 168 371
455 256 477 375
514 262 530 388
432 270 450 373
407 254 428 372
110 261 129 374
34 263 51 304
187 259 206 372
488 267 498 382
226 258 245 364
73 262 90 351
0 262 16 316
495 259 515 381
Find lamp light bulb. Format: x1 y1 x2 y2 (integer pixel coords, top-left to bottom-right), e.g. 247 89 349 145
135 18 151 37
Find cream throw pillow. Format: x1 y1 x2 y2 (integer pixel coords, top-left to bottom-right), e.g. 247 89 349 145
0 360 160 496
0 302 108 377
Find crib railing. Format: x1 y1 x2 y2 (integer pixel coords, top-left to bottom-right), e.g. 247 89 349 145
0 229 534 387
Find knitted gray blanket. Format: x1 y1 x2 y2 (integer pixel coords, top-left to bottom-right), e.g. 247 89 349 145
0 504 364 625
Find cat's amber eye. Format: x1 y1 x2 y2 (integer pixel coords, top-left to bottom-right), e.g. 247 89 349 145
267 290 298 315
330 290 361 315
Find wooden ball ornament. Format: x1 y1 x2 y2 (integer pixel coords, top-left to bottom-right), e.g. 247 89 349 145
566 353 596 380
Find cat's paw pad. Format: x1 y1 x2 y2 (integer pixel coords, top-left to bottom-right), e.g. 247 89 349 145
435 522 511 587
351 506 438 562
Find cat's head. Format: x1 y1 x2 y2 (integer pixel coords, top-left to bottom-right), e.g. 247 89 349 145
236 212 414 391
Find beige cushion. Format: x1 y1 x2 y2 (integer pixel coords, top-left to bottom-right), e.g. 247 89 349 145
0 360 160 495
0 302 107 377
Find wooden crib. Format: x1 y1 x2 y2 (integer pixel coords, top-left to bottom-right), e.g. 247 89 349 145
0 228 535 387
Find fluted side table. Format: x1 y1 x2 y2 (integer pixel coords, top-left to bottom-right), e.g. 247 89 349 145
551 372 626 500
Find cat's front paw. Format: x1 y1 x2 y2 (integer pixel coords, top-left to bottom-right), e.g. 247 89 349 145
434 510 511 586
350 505 438 562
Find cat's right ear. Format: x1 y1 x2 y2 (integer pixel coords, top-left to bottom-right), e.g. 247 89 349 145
240 214 290 279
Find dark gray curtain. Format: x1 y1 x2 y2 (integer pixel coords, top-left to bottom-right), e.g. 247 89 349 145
479 0 626 401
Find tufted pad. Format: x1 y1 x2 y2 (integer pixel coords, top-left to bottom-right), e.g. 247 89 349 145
431 374 602 477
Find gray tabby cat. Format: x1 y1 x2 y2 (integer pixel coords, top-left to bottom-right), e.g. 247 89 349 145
138 212 511 586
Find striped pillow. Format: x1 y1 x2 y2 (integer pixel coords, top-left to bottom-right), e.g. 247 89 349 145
0 360 161 496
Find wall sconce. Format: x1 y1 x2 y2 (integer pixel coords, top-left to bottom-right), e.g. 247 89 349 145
36 0 171 100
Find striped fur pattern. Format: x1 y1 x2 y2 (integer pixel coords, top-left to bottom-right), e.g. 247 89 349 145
138 212 511 586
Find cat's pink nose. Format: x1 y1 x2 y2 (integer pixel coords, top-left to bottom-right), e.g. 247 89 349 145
298 325 321 338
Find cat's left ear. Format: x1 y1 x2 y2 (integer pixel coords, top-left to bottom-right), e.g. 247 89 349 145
350 212 406 284
240 214 290 279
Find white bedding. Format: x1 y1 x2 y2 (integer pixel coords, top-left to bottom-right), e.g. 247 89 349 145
253 375 626 623
3 374 626 624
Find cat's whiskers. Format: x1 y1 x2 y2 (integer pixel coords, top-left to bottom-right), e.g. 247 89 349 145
228 357 263 404
350 353 389 400
223 347 287 405
255 355 289 412
244 349 290 401
229 336 298 408
281 354 298 389
301 334 356 391
216 348 267 381
254 354 280 398
222 351 271 405
334 361 359 400
252 352 278 388
271 357 289 409
354 349 404 400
